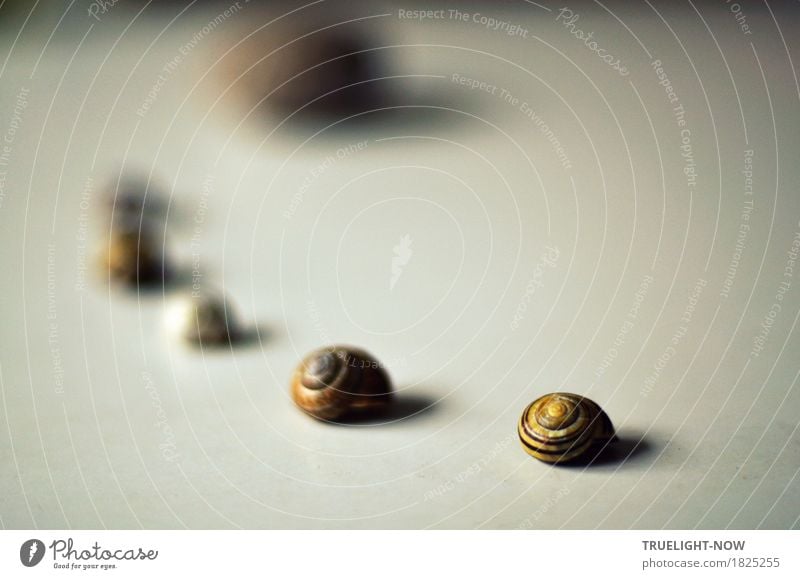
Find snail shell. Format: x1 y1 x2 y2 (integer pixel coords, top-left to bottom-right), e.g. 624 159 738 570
290 346 393 421
219 15 383 118
104 177 167 232
518 393 615 464
101 229 169 286
165 291 239 346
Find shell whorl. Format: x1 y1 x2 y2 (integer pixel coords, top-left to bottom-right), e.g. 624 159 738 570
302 351 344 390
518 393 615 463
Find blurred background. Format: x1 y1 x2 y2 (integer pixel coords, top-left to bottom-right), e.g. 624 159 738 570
0 0 799 529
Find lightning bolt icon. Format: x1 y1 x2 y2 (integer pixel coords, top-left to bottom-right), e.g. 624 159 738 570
29 542 38 562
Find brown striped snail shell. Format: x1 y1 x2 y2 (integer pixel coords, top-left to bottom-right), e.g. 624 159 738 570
518 393 616 464
290 346 393 421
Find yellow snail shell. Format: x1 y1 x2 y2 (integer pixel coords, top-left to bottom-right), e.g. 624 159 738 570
290 346 393 421
518 393 616 464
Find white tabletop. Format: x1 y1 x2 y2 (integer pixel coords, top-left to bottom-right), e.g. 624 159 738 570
1 1 798 529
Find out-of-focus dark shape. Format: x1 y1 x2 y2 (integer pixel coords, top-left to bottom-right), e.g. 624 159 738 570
262 33 382 114
98 176 172 289
103 176 168 233
100 228 170 288
221 15 386 119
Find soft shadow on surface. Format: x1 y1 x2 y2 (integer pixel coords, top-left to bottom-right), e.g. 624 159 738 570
329 392 440 427
102 264 192 296
236 323 274 349
178 323 273 353
267 101 469 144
556 430 656 468
120 265 194 295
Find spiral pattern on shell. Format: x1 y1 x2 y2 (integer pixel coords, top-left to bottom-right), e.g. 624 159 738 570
518 393 615 464
290 346 393 421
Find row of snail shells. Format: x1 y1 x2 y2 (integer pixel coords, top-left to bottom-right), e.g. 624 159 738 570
518 393 616 464
290 346 393 421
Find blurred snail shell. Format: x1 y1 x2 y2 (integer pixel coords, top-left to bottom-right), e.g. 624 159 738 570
103 177 167 232
290 346 393 421
220 16 383 118
518 393 615 464
165 291 239 346
100 228 169 286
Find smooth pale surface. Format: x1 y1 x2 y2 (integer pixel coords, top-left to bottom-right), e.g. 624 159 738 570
0 1 798 529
